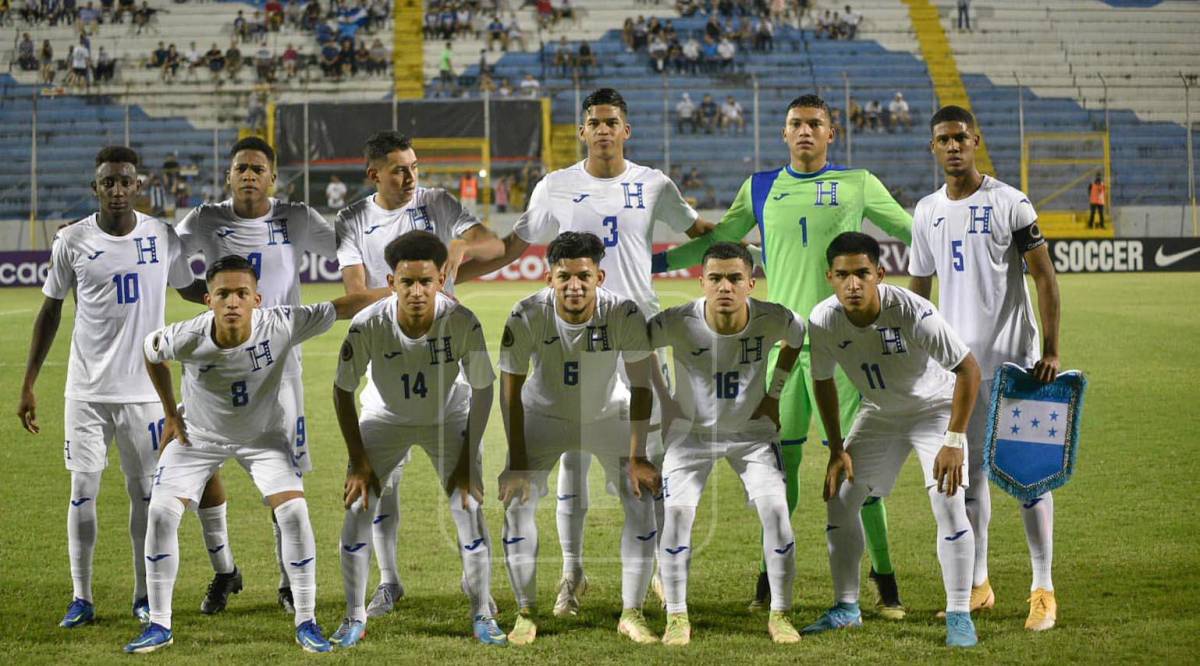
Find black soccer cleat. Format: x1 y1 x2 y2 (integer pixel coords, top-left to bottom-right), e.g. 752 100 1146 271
748 570 771 612
868 568 906 620
199 568 243 614
278 586 296 615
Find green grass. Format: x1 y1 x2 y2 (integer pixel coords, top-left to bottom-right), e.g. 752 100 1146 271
1 274 1198 664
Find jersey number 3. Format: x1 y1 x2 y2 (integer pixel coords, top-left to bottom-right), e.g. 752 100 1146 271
601 216 619 247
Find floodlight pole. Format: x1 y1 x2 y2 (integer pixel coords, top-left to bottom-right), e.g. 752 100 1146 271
842 71 851 167
483 88 491 221
662 73 670 175
753 72 761 171
29 91 38 250
1182 73 1196 237
124 103 131 147
303 97 310 205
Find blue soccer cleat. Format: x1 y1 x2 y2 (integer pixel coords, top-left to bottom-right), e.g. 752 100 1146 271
945 611 978 648
330 618 366 648
59 598 95 628
123 622 173 653
801 602 863 635
295 619 332 653
132 596 150 625
473 615 508 646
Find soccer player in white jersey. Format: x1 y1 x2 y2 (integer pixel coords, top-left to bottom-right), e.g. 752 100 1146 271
17 147 194 629
123 255 382 654
909 105 1063 631
497 231 659 645
458 88 713 613
332 231 506 647
336 130 505 617
801 232 982 648
647 242 804 646
175 137 335 616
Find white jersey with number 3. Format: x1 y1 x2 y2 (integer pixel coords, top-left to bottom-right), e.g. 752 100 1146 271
908 176 1041 378
513 160 698 316
144 303 336 447
808 284 971 414
43 213 194 402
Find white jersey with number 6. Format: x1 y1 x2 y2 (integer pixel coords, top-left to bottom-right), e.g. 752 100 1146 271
808 284 971 414
513 160 698 316
650 297 805 442
144 303 336 447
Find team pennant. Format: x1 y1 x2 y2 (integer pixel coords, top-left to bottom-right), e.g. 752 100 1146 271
983 362 1087 501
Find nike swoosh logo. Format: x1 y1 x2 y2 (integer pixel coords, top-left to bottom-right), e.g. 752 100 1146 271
207 544 225 554
932 217 944 228
1155 245 1200 267
502 537 526 545
289 557 315 567
364 225 382 235
773 541 795 555
556 494 577 501
372 514 391 524
463 538 485 551
86 250 104 260
70 497 92 507
635 530 658 542
772 193 790 201
146 553 171 562
342 542 368 553
543 336 560 345
383 351 403 358
838 340 852 348
690 348 709 356
571 194 589 203
216 228 234 238
944 529 969 542
665 545 689 555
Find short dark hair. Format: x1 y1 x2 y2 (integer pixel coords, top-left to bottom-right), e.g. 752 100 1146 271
364 131 414 164
786 94 832 120
229 136 275 165
384 230 448 270
95 146 140 168
547 231 605 266
582 88 628 118
702 242 754 272
929 105 977 131
825 231 881 267
205 254 259 283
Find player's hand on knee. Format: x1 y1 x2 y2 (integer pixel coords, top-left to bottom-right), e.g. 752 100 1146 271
16 387 38 434
1032 354 1059 383
344 459 378 510
628 457 661 498
934 446 964 496
498 469 532 506
751 396 781 431
161 413 189 449
448 464 484 509
823 450 853 501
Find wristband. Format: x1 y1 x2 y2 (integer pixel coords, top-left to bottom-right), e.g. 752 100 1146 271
767 368 790 399
942 431 967 450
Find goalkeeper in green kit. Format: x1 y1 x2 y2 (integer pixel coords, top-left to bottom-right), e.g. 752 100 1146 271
651 94 913 616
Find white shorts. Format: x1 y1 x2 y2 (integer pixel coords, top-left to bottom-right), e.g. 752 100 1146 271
843 403 968 497
281 374 312 473
520 411 635 497
661 434 786 508
360 415 474 493
153 439 305 504
63 399 165 478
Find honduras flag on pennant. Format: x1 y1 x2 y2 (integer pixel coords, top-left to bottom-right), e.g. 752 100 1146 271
983 362 1087 501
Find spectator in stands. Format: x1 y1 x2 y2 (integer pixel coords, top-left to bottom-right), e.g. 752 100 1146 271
771 0 788 24
115 0 134 23
519 72 541 98
185 41 204 80
704 14 720 41
281 43 299 78
676 92 697 134
94 46 115 82
40 39 55 84
67 37 90 88
956 0 971 32
320 39 340 78
354 40 370 74
437 41 454 95
507 13 528 50
302 0 320 30
255 45 275 82
720 95 745 134
622 17 635 52
842 5 861 39
150 41 168 68
286 0 303 30
667 37 684 74
456 4 474 38
338 39 355 76
717 35 736 71
265 0 283 31
369 0 388 32
553 36 572 76
701 35 719 72
147 175 167 216
100 0 114 23
753 16 774 52
648 33 668 73
494 176 509 213
677 0 699 18
698 186 718 209
459 171 478 209
577 41 595 78
477 47 492 79
79 2 99 34
556 0 576 26
816 9 833 39
424 7 439 38
682 167 704 192
887 92 912 131
1088 176 1107 229
163 152 180 187
326 175 348 209
682 33 700 74
849 98 864 131
497 77 513 97
18 33 37 71
487 14 507 51
225 40 243 81
632 15 649 50
368 38 387 75
699 93 718 133
864 99 882 132
132 1 155 35
234 9 248 40
161 43 180 82
205 42 226 80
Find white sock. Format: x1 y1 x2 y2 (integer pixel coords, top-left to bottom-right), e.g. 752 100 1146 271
1021 492 1054 591
145 494 185 629
125 474 153 601
450 490 492 618
274 498 317 625
67 471 102 602
756 495 796 612
502 494 539 610
371 485 402 587
556 451 590 581
197 503 235 575
340 497 373 623
929 486 975 613
619 486 657 609
825 480 869 605
964 461 991 587
660 505 695 615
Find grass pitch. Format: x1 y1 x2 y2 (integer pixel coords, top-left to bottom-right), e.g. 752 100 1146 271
1 273 1197 664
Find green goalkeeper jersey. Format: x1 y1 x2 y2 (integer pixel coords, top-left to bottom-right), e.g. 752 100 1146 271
658 164 913 321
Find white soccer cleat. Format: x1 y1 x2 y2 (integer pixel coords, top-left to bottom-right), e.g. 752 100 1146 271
553 575 588 617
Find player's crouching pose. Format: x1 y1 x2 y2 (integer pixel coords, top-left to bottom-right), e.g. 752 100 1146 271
124 255 383 654
333 231 506 647
648 242 804 646
497 231 659 646
803 232 982 648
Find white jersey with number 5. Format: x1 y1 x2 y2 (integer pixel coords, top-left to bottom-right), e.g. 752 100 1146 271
908 176 1042 378
43 212 194 402
499 286 651 423
335 188 480 292
335 293 494 425
143 303 336 447
513 160 698 316
808 284 971 414
650 297 805 441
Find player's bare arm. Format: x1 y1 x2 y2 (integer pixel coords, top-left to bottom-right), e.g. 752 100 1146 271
455 232 531 284
625 357 660 498
685 218 716 238
934 353 982 497
753 342 802 430
340 264 368 294
445 224 506 284
498 370 531 504
143 355 188 449
330 289 389 320
334 384 379 510
1024 243 1061 383
449 383 493 509
814 376 853 501
909 274 934 300
16 296 64 434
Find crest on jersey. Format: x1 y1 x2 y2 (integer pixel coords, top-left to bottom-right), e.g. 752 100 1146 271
983 363 1086 501
340 340 353 361
501 325 514 347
